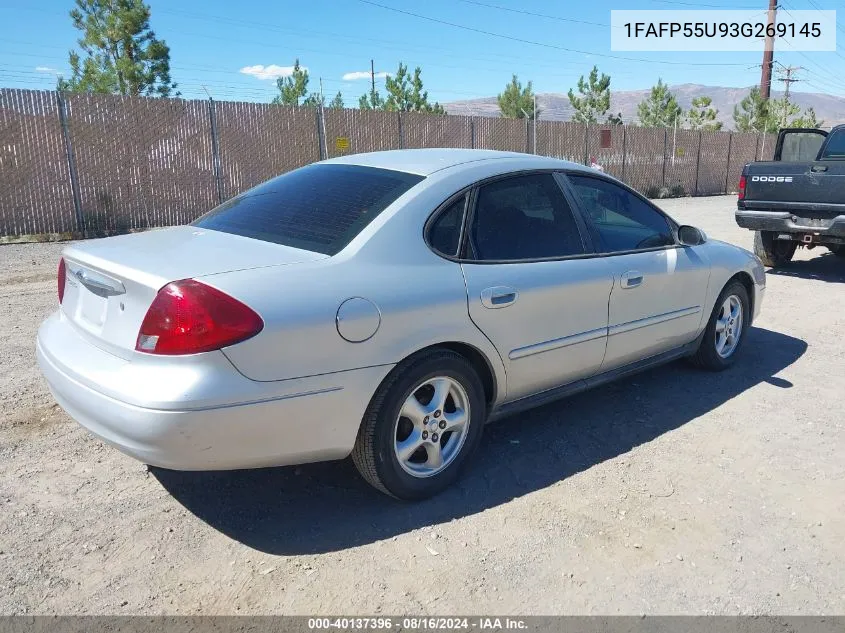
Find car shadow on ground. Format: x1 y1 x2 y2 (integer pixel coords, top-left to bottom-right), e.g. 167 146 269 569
768 252 845 283
153 326 806 555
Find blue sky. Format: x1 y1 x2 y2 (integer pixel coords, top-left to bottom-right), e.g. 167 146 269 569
1 0 844 106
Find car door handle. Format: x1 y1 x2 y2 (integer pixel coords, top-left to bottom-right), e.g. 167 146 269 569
480 286 518 309
811 164 828 172
620 271 643 289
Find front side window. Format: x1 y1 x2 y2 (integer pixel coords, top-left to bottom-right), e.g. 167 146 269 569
468 174 585 261
567 175 675 253
820 129 845 159
193 164 424 255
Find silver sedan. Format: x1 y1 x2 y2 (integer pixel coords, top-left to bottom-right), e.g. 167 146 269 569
37 149 765 499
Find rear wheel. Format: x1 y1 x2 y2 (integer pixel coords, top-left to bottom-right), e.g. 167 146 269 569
690 281 750 371
753 230 795 268
351 349 486 500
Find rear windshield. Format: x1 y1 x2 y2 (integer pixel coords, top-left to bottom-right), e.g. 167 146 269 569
820 129 845 160
192 164 424 255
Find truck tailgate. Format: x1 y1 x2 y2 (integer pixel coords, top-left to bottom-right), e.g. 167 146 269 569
743 161 845 216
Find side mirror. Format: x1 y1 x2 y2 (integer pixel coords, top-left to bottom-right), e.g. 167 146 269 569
678 225 706 246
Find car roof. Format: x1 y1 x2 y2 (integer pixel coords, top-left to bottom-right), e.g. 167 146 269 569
320 148 589 176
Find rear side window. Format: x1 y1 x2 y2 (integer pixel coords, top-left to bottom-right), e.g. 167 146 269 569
193 164 424 255
779 131 826 161
428 195 466 257
820 129 845 159
469 174 585 261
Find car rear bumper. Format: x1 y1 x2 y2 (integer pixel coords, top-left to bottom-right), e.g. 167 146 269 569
736 209 845 240
36 311 393 470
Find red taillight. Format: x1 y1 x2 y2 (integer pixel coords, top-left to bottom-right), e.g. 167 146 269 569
136 279 263 355
738 175 747 200
57 258 66 304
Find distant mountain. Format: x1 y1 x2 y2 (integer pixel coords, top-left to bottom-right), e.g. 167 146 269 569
444 83 845 130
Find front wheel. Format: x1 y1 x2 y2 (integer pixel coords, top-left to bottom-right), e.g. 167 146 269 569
352 349 486 500
753 231 795 268
690 281 750 371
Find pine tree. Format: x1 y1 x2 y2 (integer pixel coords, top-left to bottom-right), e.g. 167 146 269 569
637 79 682 128
685 96 722 132
568 66 619 124
790 106 823 129
59 0 177 97
497 75 536 119
733 87 770 133
329 92 344 109
383 63 444 113
358 91 383 110
272 59 310 106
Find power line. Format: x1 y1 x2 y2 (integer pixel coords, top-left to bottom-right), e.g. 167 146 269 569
353 0 752 66
0 4 639 77
771 1 845 95
652 0 759 7
456 0 608 28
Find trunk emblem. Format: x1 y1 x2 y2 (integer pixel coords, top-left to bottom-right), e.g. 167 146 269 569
68 265 126 298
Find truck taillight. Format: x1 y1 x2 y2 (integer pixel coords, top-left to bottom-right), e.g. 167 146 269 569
738 175 747 200
136 279 263 355
58 258 66 304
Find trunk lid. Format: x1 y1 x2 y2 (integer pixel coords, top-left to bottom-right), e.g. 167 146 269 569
60 226 326 358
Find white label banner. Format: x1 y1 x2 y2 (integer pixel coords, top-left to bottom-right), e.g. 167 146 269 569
610 10 836 52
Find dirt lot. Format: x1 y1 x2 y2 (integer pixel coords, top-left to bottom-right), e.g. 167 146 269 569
1 195 843 615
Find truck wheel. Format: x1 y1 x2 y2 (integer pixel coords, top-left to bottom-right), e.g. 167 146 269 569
754 231 795 268
830 245 845 258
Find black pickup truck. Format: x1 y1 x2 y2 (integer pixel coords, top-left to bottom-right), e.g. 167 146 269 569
736 125 845 267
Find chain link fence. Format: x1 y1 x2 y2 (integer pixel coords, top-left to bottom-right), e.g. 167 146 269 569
0 88 777 240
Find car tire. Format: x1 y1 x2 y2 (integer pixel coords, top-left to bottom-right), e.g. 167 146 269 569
351 348 486 500
753 230 795 267
830 245 845 258
689 280 751 371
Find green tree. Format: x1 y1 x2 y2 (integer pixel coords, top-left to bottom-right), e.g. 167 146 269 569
567 65 620 124
733 87 770 133
734 87 824 132
685 96 722 132
272 59 309 106
637 79 682 128
301 92 323 108
383 63 444 113
59 0 177 97
767 97 801 130
497 74 536 119
790 106 823 129
358 87 384 110
329 91 344 109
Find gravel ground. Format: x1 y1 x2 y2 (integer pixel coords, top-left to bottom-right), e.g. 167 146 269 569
1 195 843 615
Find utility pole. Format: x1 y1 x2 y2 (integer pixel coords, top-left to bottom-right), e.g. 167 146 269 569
370 59 376 103
319 77 328 158
760 0 778 100
777 65 802 100
775 65 802 126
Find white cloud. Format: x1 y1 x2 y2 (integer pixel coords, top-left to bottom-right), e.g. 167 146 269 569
35 66 59 75
239 64 306 81
342 70 390 81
